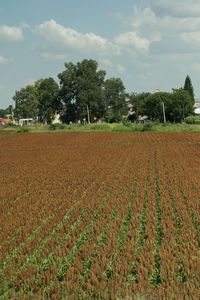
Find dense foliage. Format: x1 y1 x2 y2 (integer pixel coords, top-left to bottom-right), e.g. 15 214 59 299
129 89 194 123
1 59 195 123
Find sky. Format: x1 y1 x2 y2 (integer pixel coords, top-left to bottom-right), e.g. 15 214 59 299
1 0 200 107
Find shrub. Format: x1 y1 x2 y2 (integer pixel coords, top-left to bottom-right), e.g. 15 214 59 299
16 126 30 133
48 123 65 131
142 123 153 131
184 116 200 124
121 117 131 127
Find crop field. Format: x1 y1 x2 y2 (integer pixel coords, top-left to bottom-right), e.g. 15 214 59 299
0 132 200 299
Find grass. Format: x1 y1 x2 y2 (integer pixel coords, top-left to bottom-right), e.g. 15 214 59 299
1 122 200 134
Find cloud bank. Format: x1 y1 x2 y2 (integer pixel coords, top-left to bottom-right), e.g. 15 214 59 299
0 24 24 42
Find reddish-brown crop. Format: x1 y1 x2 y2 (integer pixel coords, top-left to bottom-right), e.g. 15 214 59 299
0 131 200 299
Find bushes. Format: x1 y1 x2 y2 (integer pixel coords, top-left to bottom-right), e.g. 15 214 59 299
184 116 200 124
16 126 30 133
48 123 66 131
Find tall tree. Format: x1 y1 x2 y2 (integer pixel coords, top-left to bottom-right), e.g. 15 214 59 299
13 85 38 120
131 90 194 123
103 77 127 122
75 59 106 121
171 89 194 122
129 92 150 121
58 59 106 123
35 78 59 124
184 75 194 100
58 62 77 123
0 106 12 118
142 92 168 121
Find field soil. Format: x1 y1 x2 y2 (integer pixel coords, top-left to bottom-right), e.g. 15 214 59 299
0 132 200 299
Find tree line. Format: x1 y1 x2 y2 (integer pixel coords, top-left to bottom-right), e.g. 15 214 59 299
2 59 195 123
129 75 194 123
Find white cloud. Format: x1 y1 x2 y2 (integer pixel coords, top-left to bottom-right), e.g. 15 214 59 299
0 55 8 64
35 19 120 55
0 24 24 42
114 31 151 51
130 5 200 54
131 6 200 32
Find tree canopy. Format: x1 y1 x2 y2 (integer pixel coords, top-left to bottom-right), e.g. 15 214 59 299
129 89 194 123
13 85 38 120
103 78 127 122
58 59 106 123
36 78 59 124
8 59 196 124
13 79 59 123
184 75 194 100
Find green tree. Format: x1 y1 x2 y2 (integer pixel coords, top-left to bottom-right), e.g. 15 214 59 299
171 89 194 122
13 85 38 120
184 75 194 100
35 78 59 124
142 92 169 121
0 105 14 118
140 90 194 123
58 59 106 123
75 59 106 121
58 62 77 123
104 78 127 122
0 107 10 118
129 92 150 121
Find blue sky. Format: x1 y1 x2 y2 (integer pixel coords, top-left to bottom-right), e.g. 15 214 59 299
1 0 200 107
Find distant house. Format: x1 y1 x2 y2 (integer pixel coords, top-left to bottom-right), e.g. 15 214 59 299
0 118 10 125
194 100 200 116
194 99 200 109
194 108 200 116
19 118 34 126
153 88 161 94
0 118 5 125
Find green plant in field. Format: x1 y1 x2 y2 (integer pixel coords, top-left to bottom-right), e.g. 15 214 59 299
149 251 161 286
104 265 113 279
117 209 132 245
82 258 92 276
104 199 134 280
176 261 187 283
190 212 200 247
149 267 161 286
127 263 137 283
148 171 163 287
57 192 111 282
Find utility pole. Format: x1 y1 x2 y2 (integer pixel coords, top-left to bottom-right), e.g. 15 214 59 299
87 104 90 124
162 101 166 123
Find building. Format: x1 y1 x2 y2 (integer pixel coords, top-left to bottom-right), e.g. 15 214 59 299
194 99 200 109
0 118 5 125
0 117 10 125
19 118 34 126
194 100 200 116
